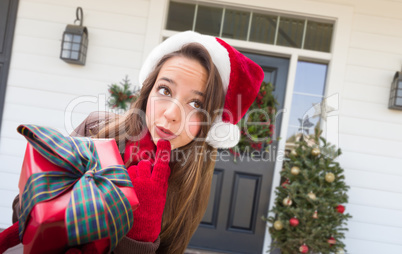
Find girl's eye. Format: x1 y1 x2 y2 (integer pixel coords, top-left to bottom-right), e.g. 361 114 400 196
158 86 171 96
189 100 203 110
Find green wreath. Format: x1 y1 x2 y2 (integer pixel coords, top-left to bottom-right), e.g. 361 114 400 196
230 81 278 157
107 76 139 111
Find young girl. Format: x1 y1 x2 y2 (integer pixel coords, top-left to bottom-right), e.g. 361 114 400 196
0 31 264 254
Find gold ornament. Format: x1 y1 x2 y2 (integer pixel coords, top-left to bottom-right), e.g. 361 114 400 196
307 191 316 200
273 220 283 230
291 166 300 175
311 147 320 156
290 150 297 156
283 196 292 206
312 210 318 219
336 248 345 254
325 172 335 183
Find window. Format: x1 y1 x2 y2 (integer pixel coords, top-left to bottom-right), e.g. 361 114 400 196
166 1 334 53
286 61 328 150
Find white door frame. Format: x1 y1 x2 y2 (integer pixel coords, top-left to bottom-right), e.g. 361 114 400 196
145 1 354 253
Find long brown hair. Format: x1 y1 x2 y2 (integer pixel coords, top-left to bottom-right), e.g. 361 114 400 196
96 43 225 253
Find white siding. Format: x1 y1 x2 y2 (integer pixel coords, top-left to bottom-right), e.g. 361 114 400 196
313 0 402 253
0 0 153 228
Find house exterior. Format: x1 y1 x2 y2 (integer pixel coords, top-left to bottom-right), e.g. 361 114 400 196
1 0 401 253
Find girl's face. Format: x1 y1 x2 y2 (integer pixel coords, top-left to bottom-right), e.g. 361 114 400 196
146 56 208 150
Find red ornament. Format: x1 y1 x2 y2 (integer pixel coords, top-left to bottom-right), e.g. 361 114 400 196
299 244 309 253
282 179 290 188
289 217 299 227
328 236 336 246
336 204 345 214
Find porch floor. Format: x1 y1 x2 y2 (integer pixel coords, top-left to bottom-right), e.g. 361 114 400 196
2 245 226 254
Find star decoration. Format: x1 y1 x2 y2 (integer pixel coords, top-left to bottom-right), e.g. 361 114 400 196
298 116 314 134
312 98 336 121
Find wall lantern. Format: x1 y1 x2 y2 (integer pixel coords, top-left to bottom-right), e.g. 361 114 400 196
60 7 88 65
388 69 402 110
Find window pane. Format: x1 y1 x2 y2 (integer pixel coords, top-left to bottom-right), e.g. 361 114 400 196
61 50 71 58
222 9 250 40
73 35 81 43
304 21 333 52
286 61 328 147
64 34 72 42
166 2 195 31
249 13 276 44
277 17 304 48
71 51 79 60
293 61 327 95
63 42 72 50
72 43 80 51
195 6 223 36
396 98 402 106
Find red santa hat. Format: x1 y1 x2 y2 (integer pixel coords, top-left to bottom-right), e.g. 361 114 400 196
139 31 264 148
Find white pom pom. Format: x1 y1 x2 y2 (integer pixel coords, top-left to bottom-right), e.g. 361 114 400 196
206 119 240 148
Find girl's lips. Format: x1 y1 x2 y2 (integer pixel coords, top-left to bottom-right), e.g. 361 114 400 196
155 126 177 140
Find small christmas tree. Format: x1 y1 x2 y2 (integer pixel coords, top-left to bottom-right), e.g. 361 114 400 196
265 127 352 254
107 75 139 111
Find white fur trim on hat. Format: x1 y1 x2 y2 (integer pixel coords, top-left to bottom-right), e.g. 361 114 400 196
205 118 240 149
139 31 231 93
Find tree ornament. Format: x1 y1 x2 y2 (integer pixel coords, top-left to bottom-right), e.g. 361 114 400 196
312 210 318 219
328 236 336 246
336 248 345 254
299 244 309 253
282 196 292 206
273 220 283 230
307 191 316 200
281 179 290 188
290 149 297 156
290 166 300 175
336 204 345 213
325 172 335 183
289 217 299 227
311 147 320 156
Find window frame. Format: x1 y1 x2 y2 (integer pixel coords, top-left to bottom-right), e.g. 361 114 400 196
165 0 335 53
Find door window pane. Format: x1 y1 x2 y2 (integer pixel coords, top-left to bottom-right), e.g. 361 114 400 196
304 21 333 52
277 17 304 48
222 9 250 40
195 6 223 36
166 2 195 31
249 13 277 44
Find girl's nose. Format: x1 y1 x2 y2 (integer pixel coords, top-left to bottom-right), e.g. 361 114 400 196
163 101 182 123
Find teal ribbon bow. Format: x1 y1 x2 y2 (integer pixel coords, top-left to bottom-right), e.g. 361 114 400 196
17 124 134 251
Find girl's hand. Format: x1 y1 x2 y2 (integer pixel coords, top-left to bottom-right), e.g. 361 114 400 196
126 139 171 243
0 222 20 254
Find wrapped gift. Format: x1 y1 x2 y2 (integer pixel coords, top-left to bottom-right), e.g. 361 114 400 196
16 124 139 254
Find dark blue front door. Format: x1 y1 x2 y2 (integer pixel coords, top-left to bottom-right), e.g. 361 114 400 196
189 54 289 254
